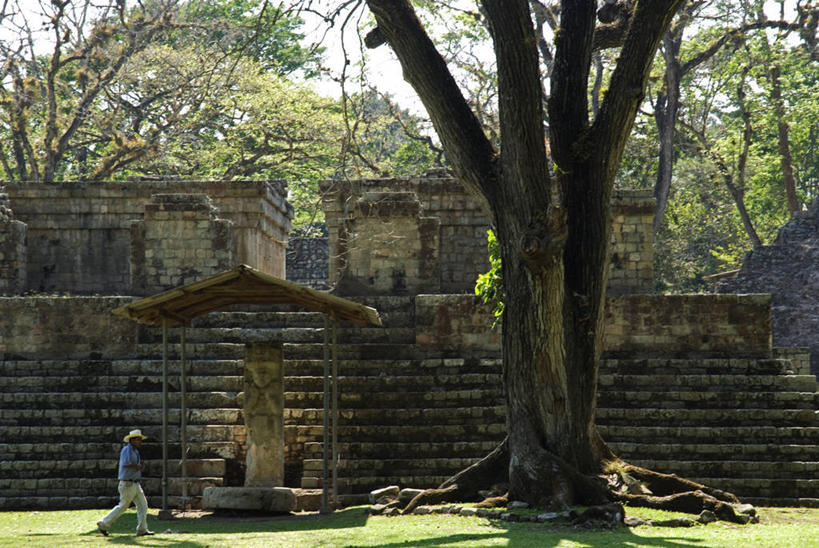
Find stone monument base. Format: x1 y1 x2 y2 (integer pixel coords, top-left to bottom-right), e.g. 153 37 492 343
202 487 296 513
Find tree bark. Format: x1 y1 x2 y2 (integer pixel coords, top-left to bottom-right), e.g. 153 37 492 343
769 64 801 216
653 28 682 235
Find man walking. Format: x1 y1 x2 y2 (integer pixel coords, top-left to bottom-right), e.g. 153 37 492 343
97 429 155 537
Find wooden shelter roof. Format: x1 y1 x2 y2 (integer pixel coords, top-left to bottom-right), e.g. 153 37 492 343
112 264 381 327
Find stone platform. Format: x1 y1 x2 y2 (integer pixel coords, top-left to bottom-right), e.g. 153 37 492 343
202 487 306 513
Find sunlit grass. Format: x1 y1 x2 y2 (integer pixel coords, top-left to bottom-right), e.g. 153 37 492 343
1 505 818 547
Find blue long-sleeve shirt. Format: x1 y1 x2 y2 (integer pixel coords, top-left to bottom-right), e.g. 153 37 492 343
118 444 142 481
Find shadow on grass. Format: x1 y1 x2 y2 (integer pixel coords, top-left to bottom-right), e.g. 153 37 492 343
70 508 709 548
75 507 369 547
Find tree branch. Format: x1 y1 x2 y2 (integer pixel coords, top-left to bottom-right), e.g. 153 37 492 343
592 0 684 175
364 0 498 210
481 0 551 208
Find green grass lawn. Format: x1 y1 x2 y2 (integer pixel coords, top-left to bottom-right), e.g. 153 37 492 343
1 506 818 548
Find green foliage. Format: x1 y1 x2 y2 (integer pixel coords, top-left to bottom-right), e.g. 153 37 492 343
643 8 819 292
175 0 321 76
474 229 504 327
0 0 326 184
338 89 442 178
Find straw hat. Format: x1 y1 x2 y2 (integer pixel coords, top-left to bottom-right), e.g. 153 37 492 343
123 429 148 443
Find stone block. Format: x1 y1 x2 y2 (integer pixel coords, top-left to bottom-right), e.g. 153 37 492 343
201 487 295 513
369 485 399 504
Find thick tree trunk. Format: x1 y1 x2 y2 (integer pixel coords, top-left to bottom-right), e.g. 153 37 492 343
367 0 689 511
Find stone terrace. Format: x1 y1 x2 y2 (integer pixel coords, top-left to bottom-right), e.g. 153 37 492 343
1 176 817 509
2 292 818 508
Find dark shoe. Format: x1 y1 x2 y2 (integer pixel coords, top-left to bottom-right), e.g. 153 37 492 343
136 530 155 536
96 521 109 536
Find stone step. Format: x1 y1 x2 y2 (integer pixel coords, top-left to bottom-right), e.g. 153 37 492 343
626 459 819 480
0 387 502 412
283 373 502 393
282 343 423 361
137 326 416 345
598 373 818 392
0 476 224 499
0 441 240 461
1 391 242 410
0 375 244 393
599 425 819 444
598 390 819 409
283 358 502 377
284 406 506 426
288 423 506 443
300 474 448 492
0 359 244 377
302 440 500 459
596 407 819 427
0 356 500 379
2 424 245 443
284 388 505 409
683 477 819 502
742 497 819 508
599 358 799 376
132 342 428 361
133 343 246 360
0 407 242 427
609 442 819 462
302 457 478 476
0 458 227 480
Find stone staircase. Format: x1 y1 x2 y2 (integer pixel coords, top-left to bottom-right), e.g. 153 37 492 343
0 356 246 510
186 296 507 496
3 295 819 509
597 357 819 507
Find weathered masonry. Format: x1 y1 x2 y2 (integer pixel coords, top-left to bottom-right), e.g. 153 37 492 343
320 175 654 296
0 176 817 510
716 199 819 376
0 180 291 295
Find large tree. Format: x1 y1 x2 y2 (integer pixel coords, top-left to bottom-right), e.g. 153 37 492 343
0 0 322 183
362 0 745 514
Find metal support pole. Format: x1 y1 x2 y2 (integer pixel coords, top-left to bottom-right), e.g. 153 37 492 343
331 319 339 507
180 325 188 509
321 315 330 514
161 318 169 514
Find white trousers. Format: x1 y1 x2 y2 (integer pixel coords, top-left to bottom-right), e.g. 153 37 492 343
99 480 149 534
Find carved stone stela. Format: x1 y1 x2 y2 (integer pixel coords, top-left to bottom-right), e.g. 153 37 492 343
243 342 285 487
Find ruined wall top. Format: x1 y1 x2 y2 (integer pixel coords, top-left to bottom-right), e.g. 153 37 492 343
320 174 656 296
1 180 292 295
717 198 819 374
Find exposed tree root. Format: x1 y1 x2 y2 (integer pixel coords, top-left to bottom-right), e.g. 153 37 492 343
617 491 751 524
474 493 508 508
618 463 739 503
607 461 749 524
403 438 509 514
399 444 749 524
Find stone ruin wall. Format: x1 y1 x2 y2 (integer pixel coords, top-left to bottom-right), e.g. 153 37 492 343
417 293 774 361
285 236 329 290
717 199 819 375
0 180 292 295
320 175 655 297
318 175 778 363
0 297 138 360
0 193 26 295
